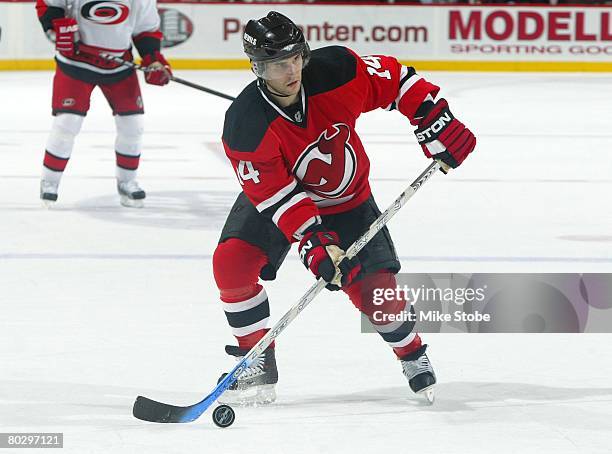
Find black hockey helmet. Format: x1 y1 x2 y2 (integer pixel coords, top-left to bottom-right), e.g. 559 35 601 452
243 11 310 78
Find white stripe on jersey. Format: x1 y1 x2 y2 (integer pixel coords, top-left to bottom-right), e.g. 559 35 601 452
306 191 355 208
292 215 321 240
272 193 309 226
258 84 306 125
394 73 423 107
256 180 297 212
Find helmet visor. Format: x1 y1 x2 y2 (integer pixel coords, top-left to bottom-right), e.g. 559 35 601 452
251 44 310 80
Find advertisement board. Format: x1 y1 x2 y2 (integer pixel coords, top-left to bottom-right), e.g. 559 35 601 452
1 2 610 71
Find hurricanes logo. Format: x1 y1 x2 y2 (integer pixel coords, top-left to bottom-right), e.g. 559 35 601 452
293 123 357 199
81 1 130 25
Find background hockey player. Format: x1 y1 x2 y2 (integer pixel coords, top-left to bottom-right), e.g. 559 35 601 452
214 11 476 405
36 0 172 208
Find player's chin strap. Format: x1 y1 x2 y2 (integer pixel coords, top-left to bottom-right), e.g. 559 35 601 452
131 159 444 424
83 50 237 101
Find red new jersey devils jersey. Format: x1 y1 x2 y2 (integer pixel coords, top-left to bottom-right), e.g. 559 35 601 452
222 46 439 242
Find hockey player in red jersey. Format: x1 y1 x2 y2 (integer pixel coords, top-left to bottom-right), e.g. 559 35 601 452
215 12 476 405
36 0 172 208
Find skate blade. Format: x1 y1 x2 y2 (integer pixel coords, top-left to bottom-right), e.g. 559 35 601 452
120 195 144 208
218 384 276 407
418 385 435 405
41 198 56 209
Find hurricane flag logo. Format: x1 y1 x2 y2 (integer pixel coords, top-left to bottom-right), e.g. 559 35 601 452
81 1 130 25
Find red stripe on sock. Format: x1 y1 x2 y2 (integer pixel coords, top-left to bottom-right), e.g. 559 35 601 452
43 150 69 172
116 152 140 170
393 334 422 359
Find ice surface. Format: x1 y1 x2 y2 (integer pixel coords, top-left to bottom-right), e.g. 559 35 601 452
1 70 611 453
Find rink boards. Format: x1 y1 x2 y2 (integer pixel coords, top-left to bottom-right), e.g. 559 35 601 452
0 1 611 71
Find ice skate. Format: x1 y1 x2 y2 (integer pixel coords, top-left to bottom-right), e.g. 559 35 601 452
400 344 436 404
117 179 145 208
218 345 278 406
40 179 59 208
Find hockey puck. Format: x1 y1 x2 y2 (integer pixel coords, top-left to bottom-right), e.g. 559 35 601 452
212 405 235 428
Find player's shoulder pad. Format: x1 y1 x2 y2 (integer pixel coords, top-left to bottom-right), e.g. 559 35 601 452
303 46 357 96
223 81 280 153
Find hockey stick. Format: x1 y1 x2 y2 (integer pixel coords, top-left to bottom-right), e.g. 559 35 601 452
132 160 441 423
94 51 236 101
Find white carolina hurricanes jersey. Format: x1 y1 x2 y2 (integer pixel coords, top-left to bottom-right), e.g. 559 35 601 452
43 0 160 71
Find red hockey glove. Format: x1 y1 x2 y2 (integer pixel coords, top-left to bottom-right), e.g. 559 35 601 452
298 225 361 290
52 18 78 57
415 98 476 171
142 51 172 86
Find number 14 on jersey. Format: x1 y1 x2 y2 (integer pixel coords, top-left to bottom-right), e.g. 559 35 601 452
361 56 391 80
236 160 261 185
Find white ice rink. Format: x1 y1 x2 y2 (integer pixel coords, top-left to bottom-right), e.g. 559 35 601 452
1 69 611 453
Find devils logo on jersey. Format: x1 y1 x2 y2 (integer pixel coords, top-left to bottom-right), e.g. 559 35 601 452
81 1 130 25
293 123 357 199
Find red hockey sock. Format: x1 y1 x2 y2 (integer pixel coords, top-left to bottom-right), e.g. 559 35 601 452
213 238 274 349
344 270 423 358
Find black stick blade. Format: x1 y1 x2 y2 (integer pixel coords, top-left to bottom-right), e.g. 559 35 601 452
132 396 196 423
